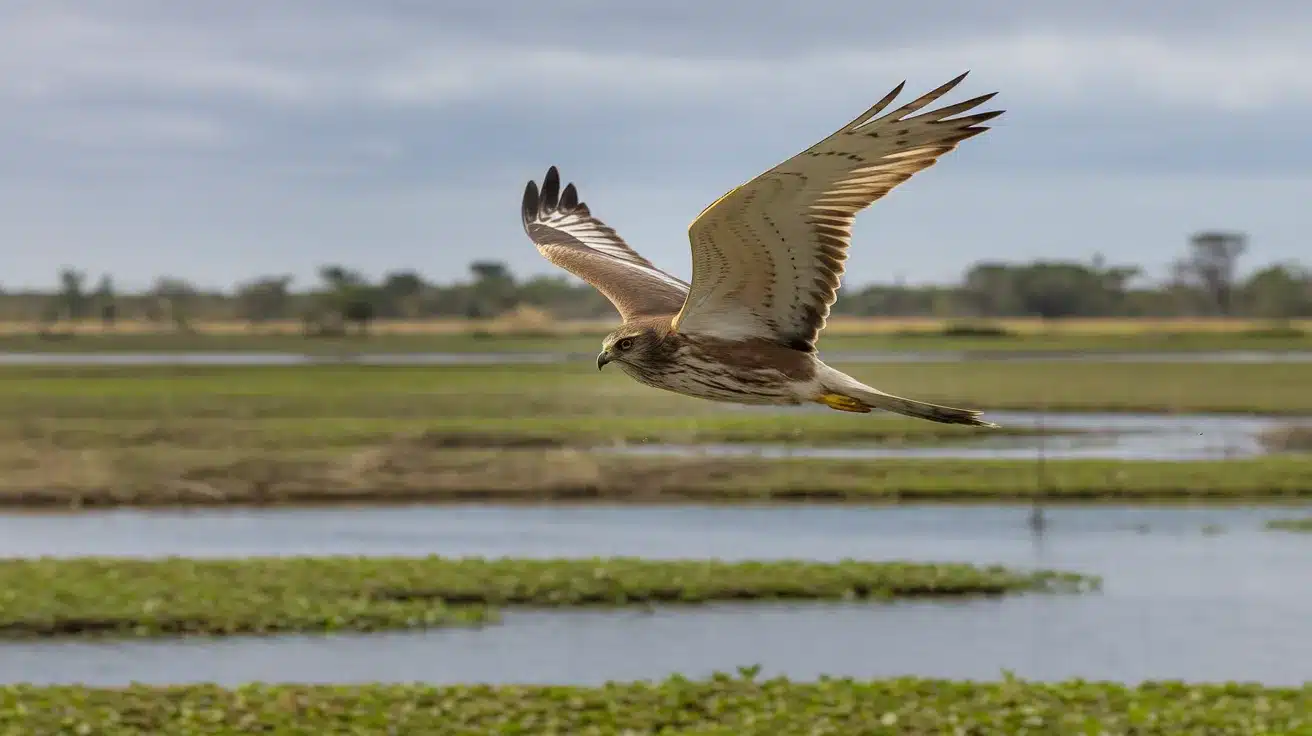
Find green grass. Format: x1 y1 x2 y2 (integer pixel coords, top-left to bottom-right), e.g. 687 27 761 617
5 413 1060 451
1 676 1306 734
0 557 1092 639
3 327 1310 354
1 363 1309 508
1265 517 1312 532
2 361 1310 416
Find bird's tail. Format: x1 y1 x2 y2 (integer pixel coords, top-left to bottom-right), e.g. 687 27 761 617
815 366 998 427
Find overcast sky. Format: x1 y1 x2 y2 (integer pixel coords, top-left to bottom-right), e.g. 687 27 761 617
3 0 1310 292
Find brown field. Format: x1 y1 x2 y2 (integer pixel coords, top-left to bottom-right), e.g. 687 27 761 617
1259 424 1312 453
3 442 1309 509
5 314 1310 337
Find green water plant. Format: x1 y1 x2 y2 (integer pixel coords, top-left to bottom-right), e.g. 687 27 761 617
0 556 1096 639
1265 516 1312 532
0 673 1305 734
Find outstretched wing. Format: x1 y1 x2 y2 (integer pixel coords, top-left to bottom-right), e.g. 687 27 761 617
522 166 690 322
673 72 1002 350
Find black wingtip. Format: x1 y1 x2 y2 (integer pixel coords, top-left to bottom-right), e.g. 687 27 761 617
524 166 586 225
560 182 579 210
521 179 540 225
541 167 561 212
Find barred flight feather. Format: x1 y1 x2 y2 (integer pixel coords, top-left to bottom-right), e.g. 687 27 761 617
521 166 689 321
674 71 1003 352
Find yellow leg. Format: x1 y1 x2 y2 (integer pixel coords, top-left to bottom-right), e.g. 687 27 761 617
816 393 872 413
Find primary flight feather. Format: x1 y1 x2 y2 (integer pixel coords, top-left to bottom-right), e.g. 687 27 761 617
521 72 1002 426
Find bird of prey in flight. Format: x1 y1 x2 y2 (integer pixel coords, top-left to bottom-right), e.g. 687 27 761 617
521 72 1001 426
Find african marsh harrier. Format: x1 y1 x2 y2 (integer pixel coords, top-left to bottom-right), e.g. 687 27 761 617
521 72 1001 426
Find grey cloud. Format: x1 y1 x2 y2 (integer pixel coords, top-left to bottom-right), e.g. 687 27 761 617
0 0 1308 290
7 1 1310 111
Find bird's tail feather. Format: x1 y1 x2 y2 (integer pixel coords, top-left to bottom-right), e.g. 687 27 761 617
816 366 998 427
850 389 997 427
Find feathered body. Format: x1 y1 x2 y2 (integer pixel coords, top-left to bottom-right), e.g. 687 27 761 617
602 318 813 405
520 73 1003 426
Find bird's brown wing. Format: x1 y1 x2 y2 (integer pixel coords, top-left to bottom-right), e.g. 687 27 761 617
522 166 690 322
673 72 1002 350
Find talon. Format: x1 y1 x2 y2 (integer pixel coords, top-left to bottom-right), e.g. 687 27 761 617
817 393 872 413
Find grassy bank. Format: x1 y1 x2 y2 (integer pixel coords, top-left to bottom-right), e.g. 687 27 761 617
1266 517 1312 532
3 361 1311 417
2 413 1061 451
1 363 1309 508
2 316 1309 354
2 448 1309 508
1 676 1305 734
0 557 1091 639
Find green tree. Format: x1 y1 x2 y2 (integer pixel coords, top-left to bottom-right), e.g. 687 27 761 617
56 267 88 320
94 275 117 330
152 277 198 333
465 261 517 318
235 275 294 326
378 270 427 318
1174 231 1248 315
1243 263 1312 319
315 265 376 336
961 263 1022 316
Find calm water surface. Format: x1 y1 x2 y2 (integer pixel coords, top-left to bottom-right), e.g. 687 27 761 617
1 504 1309 686
0 503 1303 559
612 411 1302 462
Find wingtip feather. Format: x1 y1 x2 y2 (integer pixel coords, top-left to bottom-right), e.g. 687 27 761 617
850 80 905 130
521 180 540 226
541 167 561 212
561 182 579 210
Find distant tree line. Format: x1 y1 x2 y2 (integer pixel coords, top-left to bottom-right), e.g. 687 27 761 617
1 231 1308 332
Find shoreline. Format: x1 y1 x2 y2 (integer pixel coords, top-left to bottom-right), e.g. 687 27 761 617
2 450 1308 510
5 483 1310 511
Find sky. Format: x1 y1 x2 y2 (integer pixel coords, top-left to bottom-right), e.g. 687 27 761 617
2 0 1311 292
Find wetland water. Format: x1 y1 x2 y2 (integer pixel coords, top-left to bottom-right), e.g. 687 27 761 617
2 504 1309 686
611 411 1304 461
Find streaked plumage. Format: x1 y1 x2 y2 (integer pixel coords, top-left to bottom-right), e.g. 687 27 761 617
520 72 1002 426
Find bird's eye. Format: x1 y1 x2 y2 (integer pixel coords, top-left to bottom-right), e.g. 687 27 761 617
617 338 635 351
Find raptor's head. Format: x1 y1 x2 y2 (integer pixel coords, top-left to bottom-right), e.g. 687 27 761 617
597 324 665 371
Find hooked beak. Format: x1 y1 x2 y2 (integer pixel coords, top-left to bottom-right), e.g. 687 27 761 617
596 351 611 371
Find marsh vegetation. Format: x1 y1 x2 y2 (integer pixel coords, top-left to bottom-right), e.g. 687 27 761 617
0 556 1093 639
1 361 1309 506
1 675 1306 735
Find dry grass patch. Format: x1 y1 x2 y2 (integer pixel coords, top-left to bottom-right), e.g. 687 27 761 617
0 443 1308 508
1259 424 1312 453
